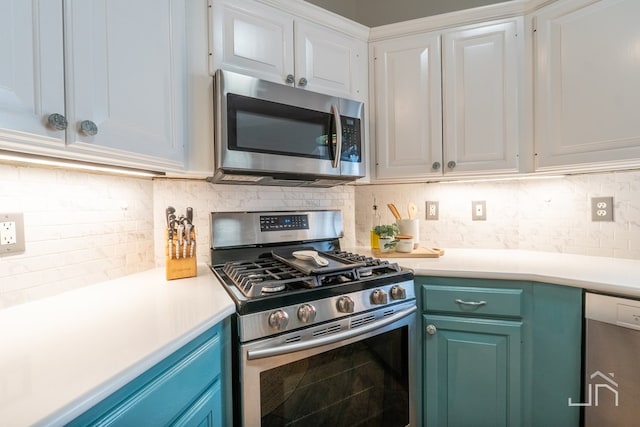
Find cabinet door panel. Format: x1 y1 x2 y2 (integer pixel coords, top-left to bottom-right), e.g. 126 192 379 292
442 19 521 175
0 0 65 148
212 0 294 85
424 314 522 427
65 0 185 165
294 19 366 99
373 33 442 180
535 0 640 171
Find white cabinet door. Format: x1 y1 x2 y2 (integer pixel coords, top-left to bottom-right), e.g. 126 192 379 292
442 18 522 176
65 0 186 168
373 33 443 181
0 0 65 151
294 19 367 100
535 0 640 172
211 0 294 85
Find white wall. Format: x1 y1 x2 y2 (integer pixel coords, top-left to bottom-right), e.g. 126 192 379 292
0 164 355 309
355 170 640 259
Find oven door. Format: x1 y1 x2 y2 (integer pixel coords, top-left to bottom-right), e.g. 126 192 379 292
239 304 417 427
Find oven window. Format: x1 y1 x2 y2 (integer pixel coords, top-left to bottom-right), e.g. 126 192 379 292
260 327 409 427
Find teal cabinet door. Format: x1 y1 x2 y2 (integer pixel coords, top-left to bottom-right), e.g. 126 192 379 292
424 314 522 427
173 381 222 427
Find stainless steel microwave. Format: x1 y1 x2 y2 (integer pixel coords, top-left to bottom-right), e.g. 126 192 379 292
210 69 365 187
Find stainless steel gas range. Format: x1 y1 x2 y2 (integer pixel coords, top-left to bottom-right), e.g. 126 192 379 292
209 210 417 427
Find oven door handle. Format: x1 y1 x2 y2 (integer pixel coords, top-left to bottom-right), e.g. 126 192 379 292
247 305 416 360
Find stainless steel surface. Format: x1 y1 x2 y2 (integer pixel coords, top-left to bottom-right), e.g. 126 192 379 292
331 104 342 169
238 279 414 342
247 303 416 360
210 210 343 249
212 69 365 186
584 292 640 426
297 303 316 323
241 301 417 427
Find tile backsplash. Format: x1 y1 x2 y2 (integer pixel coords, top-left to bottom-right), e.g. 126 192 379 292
355 170 640 259
2 162 638 309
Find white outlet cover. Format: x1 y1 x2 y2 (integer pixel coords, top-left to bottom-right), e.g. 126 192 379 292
0 213 25 255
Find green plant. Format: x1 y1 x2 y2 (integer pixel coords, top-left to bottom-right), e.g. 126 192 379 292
373 224 399 239
373 224 399 249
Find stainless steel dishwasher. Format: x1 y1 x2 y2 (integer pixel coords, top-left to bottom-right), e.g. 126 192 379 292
584 292 640 426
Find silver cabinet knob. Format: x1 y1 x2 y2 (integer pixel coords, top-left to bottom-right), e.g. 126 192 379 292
390 285 406 300
336 296 355 313
268 310 289 331
79 120 98 136
432 162 441 170
426 324 437 335
297 304 317 323
47 113 68 131
285 74 295 84
370 289 388 305
447 161 457 169
298 77 308 87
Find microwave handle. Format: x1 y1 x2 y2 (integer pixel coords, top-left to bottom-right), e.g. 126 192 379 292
331 105 342 169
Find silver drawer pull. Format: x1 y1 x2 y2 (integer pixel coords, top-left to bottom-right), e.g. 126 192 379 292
455 298 487 307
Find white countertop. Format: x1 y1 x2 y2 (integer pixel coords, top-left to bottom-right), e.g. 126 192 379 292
360 248 640 298
0 264 234 427
2 249 639 426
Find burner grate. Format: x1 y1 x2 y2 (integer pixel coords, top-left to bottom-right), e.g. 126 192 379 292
222 259 318 297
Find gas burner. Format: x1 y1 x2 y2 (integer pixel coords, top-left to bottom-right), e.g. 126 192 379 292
222 259 318 297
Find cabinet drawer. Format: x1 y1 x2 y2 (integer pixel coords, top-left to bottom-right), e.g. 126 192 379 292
423 285 523 318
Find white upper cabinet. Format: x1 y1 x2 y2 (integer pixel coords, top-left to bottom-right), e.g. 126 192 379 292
0 0 65 149
210 0 367 100
442 19 522 176
534 0 640 172
0 0 186 172
373 33 443 180
211 0 294 85
372 17 523 181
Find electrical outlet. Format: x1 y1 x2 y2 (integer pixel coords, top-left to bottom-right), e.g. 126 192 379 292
0 213 25 255
591 197 614 222
426 201 439 220
472 201 486 221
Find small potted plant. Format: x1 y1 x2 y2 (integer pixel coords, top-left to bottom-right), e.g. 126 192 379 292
373 224 399 252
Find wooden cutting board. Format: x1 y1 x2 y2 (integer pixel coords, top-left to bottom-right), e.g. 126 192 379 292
372 247 445 258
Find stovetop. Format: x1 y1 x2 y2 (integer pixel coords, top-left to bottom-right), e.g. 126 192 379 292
210 250 413 315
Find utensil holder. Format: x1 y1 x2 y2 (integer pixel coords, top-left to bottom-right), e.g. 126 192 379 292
165 230 197 280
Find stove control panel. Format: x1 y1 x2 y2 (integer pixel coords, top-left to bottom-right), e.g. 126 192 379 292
260 214 309 231
238 279 416 342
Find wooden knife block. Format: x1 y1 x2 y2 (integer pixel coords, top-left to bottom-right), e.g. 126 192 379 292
165 230 197 280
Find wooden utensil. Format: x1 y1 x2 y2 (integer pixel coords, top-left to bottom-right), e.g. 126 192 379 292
407 202 418 220
387 203 402 220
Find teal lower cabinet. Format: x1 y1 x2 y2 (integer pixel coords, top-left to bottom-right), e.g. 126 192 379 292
417 277 582 427
424 315 522 427
69 319 229 427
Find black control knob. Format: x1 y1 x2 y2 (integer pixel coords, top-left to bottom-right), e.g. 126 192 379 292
336 296 355 313
297 304 317 323
390 285 407 300
371 289 388 305
268 310 289 331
